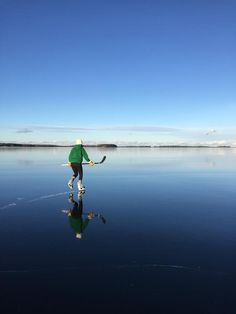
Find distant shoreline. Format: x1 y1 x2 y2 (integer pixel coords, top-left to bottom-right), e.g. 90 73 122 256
0 143 117 148
0 143 232 148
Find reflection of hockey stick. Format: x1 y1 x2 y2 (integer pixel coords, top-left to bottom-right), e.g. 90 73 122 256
84 213 106 224
61 156 106 167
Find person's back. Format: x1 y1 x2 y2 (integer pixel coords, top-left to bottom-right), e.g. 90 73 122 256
69 144 89 163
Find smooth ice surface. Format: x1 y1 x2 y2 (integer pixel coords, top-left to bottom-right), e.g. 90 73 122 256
0 147 236 313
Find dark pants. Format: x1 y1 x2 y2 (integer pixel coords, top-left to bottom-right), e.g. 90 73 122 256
71 163 83 180
71 198 83 217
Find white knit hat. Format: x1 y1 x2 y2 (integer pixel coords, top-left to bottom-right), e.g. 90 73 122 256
75 139 83 145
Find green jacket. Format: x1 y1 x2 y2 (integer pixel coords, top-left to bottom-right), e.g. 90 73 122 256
68 216 90 234
69 145 90 163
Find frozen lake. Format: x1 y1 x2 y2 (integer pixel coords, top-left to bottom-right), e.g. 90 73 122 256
0 147 236 313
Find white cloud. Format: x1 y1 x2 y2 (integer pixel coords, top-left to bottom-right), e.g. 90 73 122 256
13 124 180 133
16 128 33 133
205 129 216 135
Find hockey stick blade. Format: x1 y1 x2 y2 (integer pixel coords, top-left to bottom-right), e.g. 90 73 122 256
99 214 106 224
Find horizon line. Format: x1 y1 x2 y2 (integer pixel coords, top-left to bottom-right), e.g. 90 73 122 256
0 142 234 148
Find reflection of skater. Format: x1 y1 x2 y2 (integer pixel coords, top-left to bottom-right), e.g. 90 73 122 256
65 192 94 239
67 139 94 191
62 192 106 240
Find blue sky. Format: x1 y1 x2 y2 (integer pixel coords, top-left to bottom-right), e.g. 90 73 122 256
0 0 235 145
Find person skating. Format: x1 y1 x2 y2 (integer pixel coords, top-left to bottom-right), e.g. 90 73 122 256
67 139 94 191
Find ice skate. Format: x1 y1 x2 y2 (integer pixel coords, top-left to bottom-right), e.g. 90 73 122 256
68 192 74 203
67 177 74 189
77 180 85 191
78 191 85 200
68 182 73 189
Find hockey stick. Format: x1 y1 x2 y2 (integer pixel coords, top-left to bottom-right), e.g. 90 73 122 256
83 155 106 165
61 210 106 224
61 156 106 167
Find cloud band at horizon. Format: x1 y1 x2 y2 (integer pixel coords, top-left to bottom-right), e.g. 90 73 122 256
0 125 236 147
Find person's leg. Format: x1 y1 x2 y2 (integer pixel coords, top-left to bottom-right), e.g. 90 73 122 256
78 163 83 181
68 164 79 189
78 196 83 216
71 200 79 216
77 163 85 190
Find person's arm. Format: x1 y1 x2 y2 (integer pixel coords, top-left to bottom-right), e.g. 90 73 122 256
82 147 94 165
81 218 90 232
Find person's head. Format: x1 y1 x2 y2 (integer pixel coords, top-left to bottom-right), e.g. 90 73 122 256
76 233 82 239
75 138 83 145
